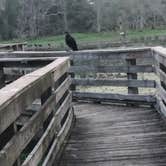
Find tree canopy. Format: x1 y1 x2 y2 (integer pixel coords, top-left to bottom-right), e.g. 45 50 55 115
0 0 166 40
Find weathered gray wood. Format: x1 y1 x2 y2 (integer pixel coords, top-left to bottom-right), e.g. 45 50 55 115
42 108 74 166
0 57 56 68
0 43 26 51
13 123 21 166
59 103 166 166
55 76 72 103
0 58 70 166
73 92 156 104
0 75 71 166
154 53 166 68
0 57 69 135
0 67 5 88
22 93 72 166
0 74 52 136
157 69 166 85
70 65 154 73
155 96 166 118
156 83 166 104
22 117 59 166
0 47 151 58
73 79 156 88
152 46 166 61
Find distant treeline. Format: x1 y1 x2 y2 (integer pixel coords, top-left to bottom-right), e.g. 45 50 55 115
0 0 166 40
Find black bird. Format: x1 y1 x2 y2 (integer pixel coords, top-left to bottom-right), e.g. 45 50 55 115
65 32 78 51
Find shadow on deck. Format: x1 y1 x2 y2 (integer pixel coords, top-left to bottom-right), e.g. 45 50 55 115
59 102 166 166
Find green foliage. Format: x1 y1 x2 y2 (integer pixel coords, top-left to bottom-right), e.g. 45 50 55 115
66 0 96 32
2 29 166 48
1 0 166 40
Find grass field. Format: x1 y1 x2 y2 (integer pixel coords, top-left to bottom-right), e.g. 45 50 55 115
1 28 166 47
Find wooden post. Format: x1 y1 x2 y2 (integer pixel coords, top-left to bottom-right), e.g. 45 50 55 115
126 59 138 106
126 59 138 94
13 45 17 51
70 60 76 91
0 66 5 89
13 123 21 166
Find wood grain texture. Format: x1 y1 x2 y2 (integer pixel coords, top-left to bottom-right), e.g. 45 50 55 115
73 79 156 88
73 92 156 104
59 103 166 166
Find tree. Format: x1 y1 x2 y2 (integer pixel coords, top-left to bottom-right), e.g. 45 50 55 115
66 0 96 32
0 0 19 39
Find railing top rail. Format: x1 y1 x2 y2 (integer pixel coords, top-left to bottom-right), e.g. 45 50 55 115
0 47 152 61
0 57 69 104
0 46 151 55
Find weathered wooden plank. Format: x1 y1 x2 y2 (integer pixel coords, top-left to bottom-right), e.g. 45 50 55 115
156 83 166 104
0 80 71 166
154 53 166 68
72 79 156 88
152 46 166 60
73 92 156 104
155 96 166 118
0 57 55 68
59 103 166 166
0 76 71 166
0 47 151 59
22 117 59 166
55 76 72 103
0 74 52 136
0 60 70 166
42 108 74 166
0 57 69 135
55 92 72 122
0 43 27 51
157 69 166 85
70 65 154 73
22 93 72 166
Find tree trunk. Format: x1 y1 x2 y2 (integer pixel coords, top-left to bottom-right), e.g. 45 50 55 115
61 0 68 31
96 0 101 32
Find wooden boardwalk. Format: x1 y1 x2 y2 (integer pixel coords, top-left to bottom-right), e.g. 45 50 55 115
59 103 166 166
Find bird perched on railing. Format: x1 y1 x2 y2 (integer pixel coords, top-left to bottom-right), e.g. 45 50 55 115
65 32 78 51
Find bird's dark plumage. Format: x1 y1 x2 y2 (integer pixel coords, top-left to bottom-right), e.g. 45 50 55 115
65 32 78 51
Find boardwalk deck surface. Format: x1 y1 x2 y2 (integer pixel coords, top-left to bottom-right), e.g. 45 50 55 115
59 103 166 166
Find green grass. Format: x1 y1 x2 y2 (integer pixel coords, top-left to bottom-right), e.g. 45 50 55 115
1 28 166 47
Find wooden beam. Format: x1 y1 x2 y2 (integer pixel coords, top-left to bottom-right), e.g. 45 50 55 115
42 108 74 166
73 92 156 104
0 57 69 135
0 57 56 68
70 65 154 74
22 93 72 166
0 47 151 59
72 79 156 88
0 76 71 166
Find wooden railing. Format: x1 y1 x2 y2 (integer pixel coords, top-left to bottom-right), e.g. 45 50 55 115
70 48 156 105
0 43 27 51
2 47 166 165
0 57 74 166
152 47 166 117
0 48 156 105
